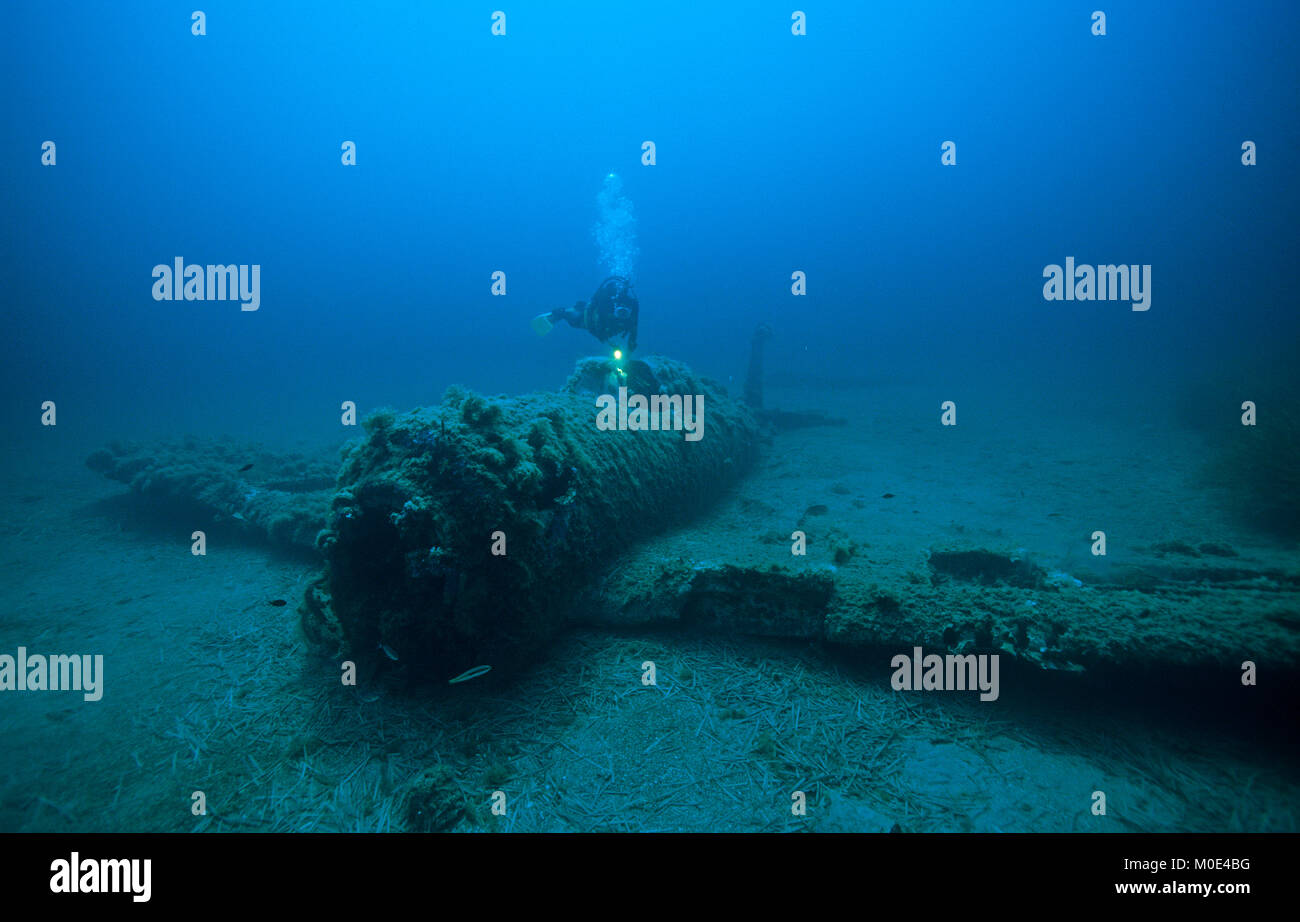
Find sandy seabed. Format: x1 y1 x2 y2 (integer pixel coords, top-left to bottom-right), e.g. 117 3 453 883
1 382 1296 832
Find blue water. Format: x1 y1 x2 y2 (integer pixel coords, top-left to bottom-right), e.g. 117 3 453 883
4 1 1297 444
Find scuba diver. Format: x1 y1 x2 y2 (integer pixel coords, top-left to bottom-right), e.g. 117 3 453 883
532 276 639 354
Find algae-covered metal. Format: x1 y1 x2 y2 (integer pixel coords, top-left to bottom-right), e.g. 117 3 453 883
302 356 761 673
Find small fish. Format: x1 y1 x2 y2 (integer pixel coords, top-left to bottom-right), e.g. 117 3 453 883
881 493 895 499
269 599 287 607
237 463 254 472
378 642 399 661
448 664 491 685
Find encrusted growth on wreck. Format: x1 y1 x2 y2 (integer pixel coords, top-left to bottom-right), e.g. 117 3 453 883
307 356 761 674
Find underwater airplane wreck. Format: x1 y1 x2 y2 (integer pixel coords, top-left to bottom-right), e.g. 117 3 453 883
85 346 1300 686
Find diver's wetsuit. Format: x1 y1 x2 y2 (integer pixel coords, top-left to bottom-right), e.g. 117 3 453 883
552 276 639 352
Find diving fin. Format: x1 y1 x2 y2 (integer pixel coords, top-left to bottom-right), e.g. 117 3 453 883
531 313 555 336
